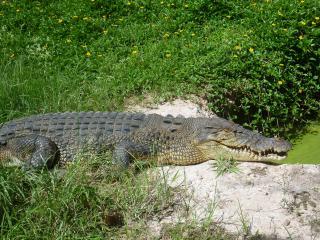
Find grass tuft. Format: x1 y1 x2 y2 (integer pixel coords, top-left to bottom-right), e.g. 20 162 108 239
212 157 240 177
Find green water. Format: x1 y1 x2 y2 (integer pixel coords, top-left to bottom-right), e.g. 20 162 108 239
284 123 320 164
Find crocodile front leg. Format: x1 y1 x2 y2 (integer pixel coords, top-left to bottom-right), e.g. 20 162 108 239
0 134 60 169
112 141 152 167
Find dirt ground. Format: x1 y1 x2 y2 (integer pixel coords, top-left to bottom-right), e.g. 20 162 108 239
128 98 320 239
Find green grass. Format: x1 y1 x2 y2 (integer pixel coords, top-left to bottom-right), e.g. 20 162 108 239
0 0 319 138
0 0 319 238
0 155 176 239
212 156 239 177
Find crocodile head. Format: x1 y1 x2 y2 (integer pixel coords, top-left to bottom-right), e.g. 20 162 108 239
195 117 292 162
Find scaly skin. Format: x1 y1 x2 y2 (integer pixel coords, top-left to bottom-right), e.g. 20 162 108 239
0 112 292 169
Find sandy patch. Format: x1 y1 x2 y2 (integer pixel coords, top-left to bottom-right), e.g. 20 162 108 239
128 98 320 239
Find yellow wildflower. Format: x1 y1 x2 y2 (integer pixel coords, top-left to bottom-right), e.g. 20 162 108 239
83 17 89 21
16 9 20 12
66 39 72 43
163 33 170 38
300 21 306 26
300 0 304 3
279 63 284 67
131 50 138 55
298 89 303 93
315 17 319 21
191 33 196 36
85 51 91 57
72 16 78 19
165 53 171 58
298 35 304 40
103 29 108 34
312 21 316 25
226 15 231 19
272 23 276 27
184 4 189 8
127 2 131 5
249 47 254 53
278 80 283 85
58 19 63 23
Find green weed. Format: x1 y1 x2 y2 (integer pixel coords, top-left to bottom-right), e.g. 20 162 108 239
212 157 239 177
160 221 232 240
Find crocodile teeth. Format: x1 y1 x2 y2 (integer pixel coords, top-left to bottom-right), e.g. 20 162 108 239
227 146 286 161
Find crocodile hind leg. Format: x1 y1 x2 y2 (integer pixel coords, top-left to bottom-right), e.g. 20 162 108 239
0 135 60 169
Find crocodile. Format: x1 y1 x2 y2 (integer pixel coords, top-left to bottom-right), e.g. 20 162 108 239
0 112 292 169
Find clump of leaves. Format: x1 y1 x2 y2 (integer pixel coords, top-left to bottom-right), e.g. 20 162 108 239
205 1 320 139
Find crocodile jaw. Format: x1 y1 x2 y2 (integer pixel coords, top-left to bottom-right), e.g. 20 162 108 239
218 144 288 161
197 140 290 162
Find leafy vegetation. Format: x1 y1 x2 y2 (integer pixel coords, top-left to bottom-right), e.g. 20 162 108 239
0 0 319 137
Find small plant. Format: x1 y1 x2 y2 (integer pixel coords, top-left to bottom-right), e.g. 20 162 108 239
160 221 232 240
212 156 239 177
238 201 252 238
